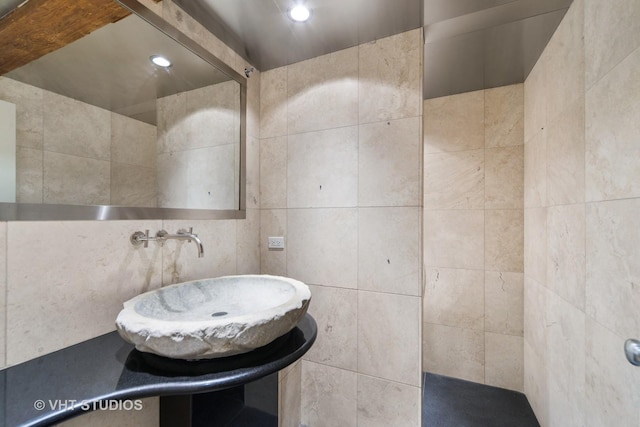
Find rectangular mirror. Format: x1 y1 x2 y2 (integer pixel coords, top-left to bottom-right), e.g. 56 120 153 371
0 0 246 220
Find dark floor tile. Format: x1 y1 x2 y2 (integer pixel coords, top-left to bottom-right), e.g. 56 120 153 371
423 373 540 427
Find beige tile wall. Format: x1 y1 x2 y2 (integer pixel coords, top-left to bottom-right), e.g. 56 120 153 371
524 0 640 425
423 84 525 391
260 29 423 427
0 1 261 426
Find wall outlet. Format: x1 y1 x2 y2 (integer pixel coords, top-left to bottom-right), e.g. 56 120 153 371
267 236 285 249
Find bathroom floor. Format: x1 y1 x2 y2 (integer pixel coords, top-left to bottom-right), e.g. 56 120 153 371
422 373 540 427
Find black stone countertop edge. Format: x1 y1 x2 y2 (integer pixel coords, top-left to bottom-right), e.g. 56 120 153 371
0 314 317 427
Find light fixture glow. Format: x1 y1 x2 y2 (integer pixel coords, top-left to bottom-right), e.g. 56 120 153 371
289 5 311 22
150 55 172 68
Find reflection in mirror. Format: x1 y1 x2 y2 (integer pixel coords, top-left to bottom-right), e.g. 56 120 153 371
0 0 245 218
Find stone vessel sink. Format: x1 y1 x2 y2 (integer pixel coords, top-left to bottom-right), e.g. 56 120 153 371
116 275 311 360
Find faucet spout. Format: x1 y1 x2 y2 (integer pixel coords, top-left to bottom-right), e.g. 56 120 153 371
156 228 205 258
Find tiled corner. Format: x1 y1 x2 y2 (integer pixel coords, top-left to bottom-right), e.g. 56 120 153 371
423 91 484 153
546 99 585 206
424 209 484 270
424 149 485 210
303 285 357 371
545 0 585 121
523 277 547 361
15 146 42 203
485 209 524 273
585 46 640 202
287 47 358 134
358 117 422 207
584 0 640 89
524 207 547 285
301 361 357 427
485 84 524 148
524 129 547 208
358 29 422 124
259 209 287 277
485 332 524 392
358 291 421 386
110 163 156 207
423 268 484 330
287 127 358 208
485 271 524 336
547 204 586 310
523 52 547 143
524 342 548 427
357 375 421 427
287 208 357 288
260 67 287 139
586 198 640 340
423 323 484 383
245 135 260 210
161 219 237 285
485 146 524 210
110 113 156 168
259 136 287 209
6 221 163 365
279 360 302 427
358 207 421 296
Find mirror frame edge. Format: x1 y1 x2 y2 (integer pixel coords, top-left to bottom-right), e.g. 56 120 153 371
0 0 248 221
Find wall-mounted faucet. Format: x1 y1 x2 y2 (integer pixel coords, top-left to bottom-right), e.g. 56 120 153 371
130 228 205 258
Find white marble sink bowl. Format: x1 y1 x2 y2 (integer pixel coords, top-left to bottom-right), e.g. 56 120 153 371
116 275 311 360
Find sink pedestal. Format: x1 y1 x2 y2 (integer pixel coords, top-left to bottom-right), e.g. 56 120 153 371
160 373 278 427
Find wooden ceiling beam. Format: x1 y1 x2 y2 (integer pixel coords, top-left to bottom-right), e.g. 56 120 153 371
0 0 131 74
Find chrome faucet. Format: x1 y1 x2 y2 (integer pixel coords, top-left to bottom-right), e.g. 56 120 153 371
130 227 204 258
156 228 205 258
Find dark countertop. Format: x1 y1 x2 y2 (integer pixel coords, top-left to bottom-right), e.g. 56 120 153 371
0 314 317 427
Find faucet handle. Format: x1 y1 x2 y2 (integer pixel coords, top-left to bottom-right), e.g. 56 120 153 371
130 230 151 248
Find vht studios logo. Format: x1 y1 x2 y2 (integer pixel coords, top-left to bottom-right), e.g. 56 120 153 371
34 399 143 411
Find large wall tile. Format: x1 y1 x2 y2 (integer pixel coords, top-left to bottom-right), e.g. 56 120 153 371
585 47 640 202
156 91 186 154
424 149 484 210
6 220 163 365
288 127 358 208
547 204 586 310
423 91 484 153
301 361 357 427
485 271 524 336
424 210 484 270
259 136 287 209
358 207 421 296
260 67 287 139
423 268 484 330
0 77 43 150
279 360 301 427
43 92 111 161
547 99 585 206
485 333 524 392
485 209 524 273
111 113 156 168
545 0 585 120
524 208 547 284
357 375 421 427
524 342 548 427
304 285 357 371
524 277 547 361
586 199 640 339
485 84 524 148
15 146 43 203
548 375 584 427
259 209 287 277
423 323 484 383
585 318 640 427
186 81 240 150
524 130 547 208
359 29 422 123
110 163 156 207
235 209 260 275
584 0 640 89
523 53 547 143
546 293 585 413
161 219 237 285
43 151 110 206
287 47 358 134
358 291 421 386
485 146 524 210
359 117 421 207
287 208 357 288
245 136 260 209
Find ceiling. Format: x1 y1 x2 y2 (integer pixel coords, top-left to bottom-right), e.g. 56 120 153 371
174 0 573 99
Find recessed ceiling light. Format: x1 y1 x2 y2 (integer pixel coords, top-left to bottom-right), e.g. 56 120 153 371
150 55 172 68
289 5 311 22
